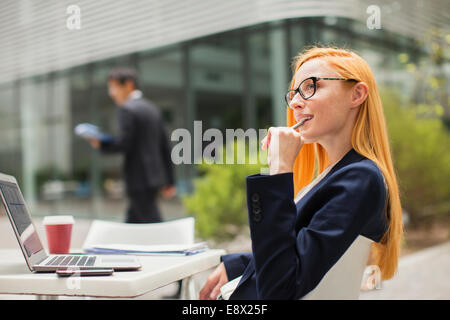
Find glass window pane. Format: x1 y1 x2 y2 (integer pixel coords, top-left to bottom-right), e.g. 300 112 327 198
248 29 273 129
190 32 244 131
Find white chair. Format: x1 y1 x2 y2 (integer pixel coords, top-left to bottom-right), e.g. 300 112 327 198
301 235 373 300
82 217 196 299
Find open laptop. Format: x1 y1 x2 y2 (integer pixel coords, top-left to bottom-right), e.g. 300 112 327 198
0 172 141 272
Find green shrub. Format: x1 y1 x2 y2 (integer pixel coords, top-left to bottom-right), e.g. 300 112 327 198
182 139 266 241
382 89 450 225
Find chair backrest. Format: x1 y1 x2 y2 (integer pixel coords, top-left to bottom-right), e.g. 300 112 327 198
300 235 373 300
82 217 195 249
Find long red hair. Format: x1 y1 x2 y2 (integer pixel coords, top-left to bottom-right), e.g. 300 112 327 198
288 46 403 280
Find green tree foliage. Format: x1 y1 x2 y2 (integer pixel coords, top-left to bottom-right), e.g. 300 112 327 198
397 27 450 128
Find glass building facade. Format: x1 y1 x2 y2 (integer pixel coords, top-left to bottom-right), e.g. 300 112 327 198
0 16 427 220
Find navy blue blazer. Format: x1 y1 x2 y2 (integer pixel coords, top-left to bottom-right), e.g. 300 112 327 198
221 148 388 300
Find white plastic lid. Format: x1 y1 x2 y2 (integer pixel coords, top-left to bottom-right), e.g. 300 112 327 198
43 215 75 225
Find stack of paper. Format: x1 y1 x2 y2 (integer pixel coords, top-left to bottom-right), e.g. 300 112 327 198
84 242 209 256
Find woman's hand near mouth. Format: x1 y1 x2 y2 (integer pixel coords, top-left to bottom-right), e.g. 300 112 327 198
261 127 304 175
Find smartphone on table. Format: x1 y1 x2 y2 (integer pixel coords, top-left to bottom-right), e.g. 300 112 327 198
56 268 114 277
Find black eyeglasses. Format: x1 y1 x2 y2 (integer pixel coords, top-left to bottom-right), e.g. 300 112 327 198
285 76 357 108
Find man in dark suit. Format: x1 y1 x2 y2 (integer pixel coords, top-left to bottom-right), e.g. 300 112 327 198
86 67 176 223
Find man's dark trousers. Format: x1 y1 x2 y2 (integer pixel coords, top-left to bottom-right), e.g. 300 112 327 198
126 187 162 223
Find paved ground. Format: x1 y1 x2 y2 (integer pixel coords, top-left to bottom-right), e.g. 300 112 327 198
0 216 448 300
359 240 450 300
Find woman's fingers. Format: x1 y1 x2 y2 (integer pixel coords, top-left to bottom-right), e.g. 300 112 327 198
262 126 300 150
199 272 218 300
199 262 228 300
210 282 224 300
265 127 304 175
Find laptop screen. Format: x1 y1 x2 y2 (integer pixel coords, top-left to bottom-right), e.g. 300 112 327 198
0 180 44 257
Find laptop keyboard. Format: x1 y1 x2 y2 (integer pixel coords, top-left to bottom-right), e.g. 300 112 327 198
45 255 96 267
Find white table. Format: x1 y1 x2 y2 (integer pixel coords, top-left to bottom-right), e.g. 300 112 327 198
0 248 225 299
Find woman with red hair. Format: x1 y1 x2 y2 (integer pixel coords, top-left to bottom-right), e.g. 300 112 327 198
200 46 403 300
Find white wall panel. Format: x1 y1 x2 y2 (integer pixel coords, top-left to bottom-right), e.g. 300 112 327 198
0 0 448 84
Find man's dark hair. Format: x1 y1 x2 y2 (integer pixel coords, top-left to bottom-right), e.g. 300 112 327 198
108 67 139 89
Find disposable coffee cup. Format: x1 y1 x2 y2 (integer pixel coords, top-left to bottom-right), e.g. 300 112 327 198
43 215 74 254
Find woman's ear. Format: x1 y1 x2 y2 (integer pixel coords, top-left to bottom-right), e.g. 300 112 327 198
350 82 369 108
